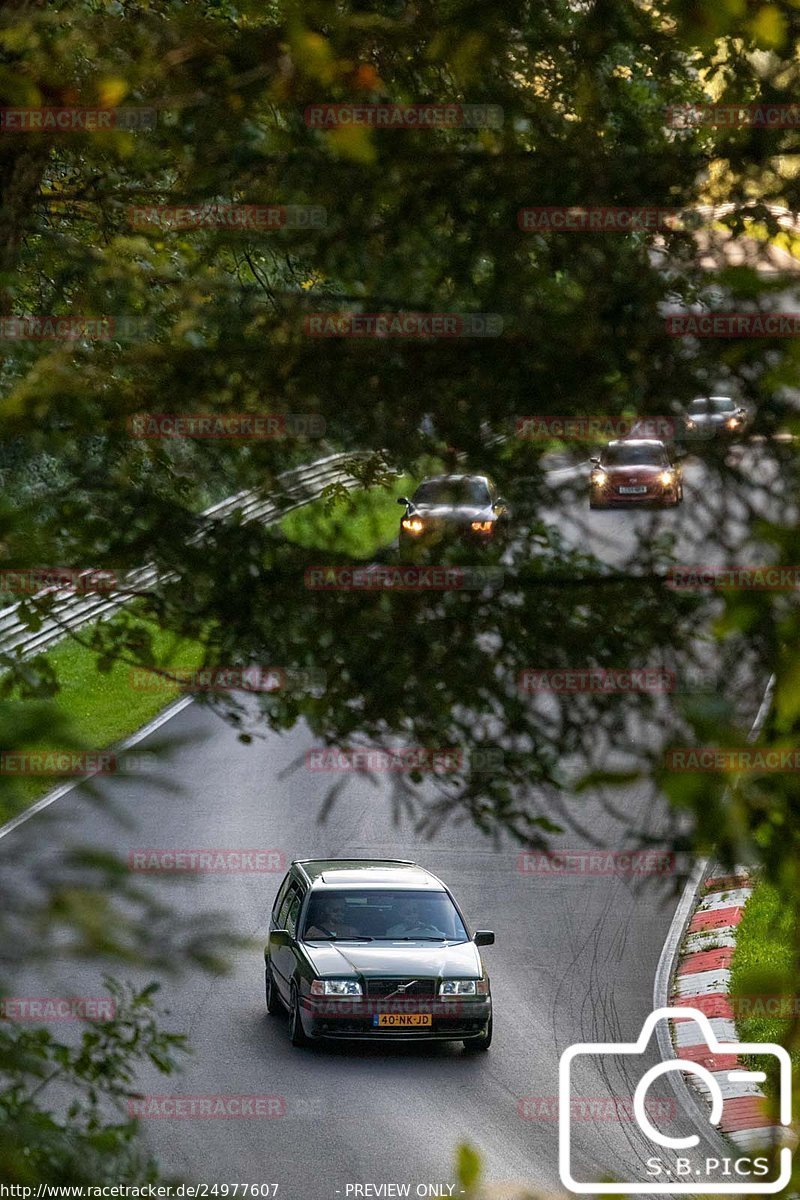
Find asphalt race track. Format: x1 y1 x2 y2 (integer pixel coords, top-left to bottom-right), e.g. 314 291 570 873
1 447 781 1199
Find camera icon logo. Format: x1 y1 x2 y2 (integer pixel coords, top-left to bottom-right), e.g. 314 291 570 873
559 1006 793 1193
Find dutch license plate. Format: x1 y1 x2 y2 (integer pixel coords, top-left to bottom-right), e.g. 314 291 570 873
373 1013 432 1028
618 485 647 494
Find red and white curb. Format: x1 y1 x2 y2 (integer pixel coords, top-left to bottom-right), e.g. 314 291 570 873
667 870 789 1151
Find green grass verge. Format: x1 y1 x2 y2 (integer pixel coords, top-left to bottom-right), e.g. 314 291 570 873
729 877 798 1094
281 474 416 557
4 469 421 818
35 622 205 746
5 618 205 813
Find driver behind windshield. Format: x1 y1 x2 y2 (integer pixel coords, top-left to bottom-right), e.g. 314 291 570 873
386 898 446 938
303 896 360 940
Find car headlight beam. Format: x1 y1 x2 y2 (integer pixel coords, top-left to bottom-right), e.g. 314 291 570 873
310 979 363 996
658 470 674 486
439 979 488 996
401 517 425 534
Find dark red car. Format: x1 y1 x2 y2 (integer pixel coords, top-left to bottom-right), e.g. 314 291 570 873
589 439 683 509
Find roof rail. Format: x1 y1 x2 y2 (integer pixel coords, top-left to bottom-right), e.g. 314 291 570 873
292 858 417 867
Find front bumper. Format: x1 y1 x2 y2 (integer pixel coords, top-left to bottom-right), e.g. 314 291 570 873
299 995 492 1040
590 485 679 507
683 423 742 441
399 523 497 549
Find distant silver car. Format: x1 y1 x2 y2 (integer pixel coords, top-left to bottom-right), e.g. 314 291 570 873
681 396 749 442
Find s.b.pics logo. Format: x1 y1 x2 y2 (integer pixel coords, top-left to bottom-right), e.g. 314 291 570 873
559 1008 793 1193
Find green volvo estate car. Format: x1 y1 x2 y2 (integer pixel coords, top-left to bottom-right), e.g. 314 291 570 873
264 859 494 1050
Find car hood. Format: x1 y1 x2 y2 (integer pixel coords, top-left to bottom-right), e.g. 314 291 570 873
303 940 484 978
601 464 662 477
686 412 731 424
408 504 494 522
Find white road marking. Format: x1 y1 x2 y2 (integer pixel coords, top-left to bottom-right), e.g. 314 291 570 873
0 696 195 841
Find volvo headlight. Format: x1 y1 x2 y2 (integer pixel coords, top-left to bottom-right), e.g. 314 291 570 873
470 521 493 532
658 470 674 486
401 517 425 534
310 979 362 996
590 469 607 487
439 979 489 996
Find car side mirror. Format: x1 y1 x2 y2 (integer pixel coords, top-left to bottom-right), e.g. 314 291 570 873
474 930 495 946
494 497 508 509
270 928 293 946
397 496 410 507
589 456 600 466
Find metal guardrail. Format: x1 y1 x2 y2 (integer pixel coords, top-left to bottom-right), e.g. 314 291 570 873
696 203 800 229
0 450 374 661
